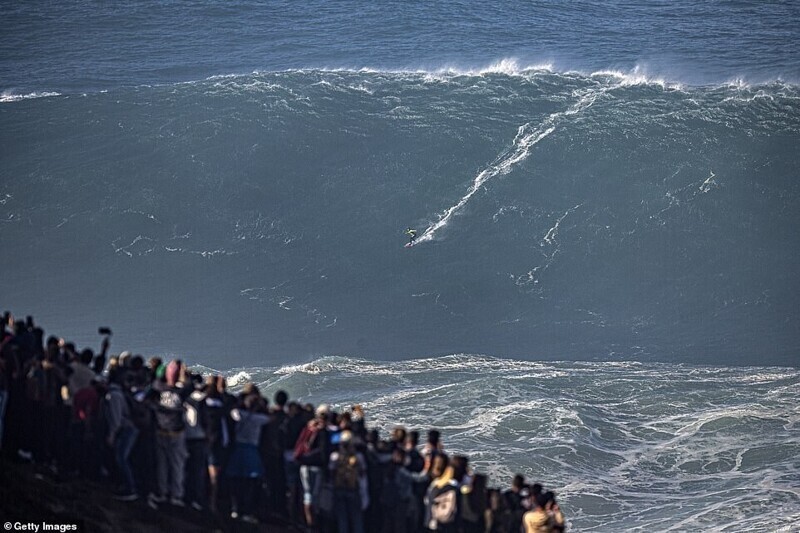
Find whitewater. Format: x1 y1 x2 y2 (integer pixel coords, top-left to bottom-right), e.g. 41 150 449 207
197 354 800 531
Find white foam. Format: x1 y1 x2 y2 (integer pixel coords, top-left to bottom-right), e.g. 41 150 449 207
0 90 61 103
415 88 601 245
249 355 800 530
112 235 156 257
122 208 161 223
413 122 554 244
226 370 252 387
698 171 718 194
286 60 548 79
9 64 796 104
543 204 583 246
308 61 757 91
724 77 751 89
588 63 695 91
348 84 373 95
443 58 554 77
274 361 332 375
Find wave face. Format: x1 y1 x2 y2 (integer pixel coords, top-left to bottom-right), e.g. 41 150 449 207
222 355 800 531
1 70 799 366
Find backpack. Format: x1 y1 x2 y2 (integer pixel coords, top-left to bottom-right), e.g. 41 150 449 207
333 452 361 490
155 389 186 432
293 424 320 461
429 484 458 526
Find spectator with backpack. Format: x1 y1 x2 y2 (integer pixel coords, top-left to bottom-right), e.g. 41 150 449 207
294 403 332 528
329 430 366 533
523 491 552 533
425 462 460 532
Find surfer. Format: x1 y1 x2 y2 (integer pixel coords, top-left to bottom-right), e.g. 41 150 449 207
405 228 417 246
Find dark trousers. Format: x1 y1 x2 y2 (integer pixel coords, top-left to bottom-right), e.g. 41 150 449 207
265 453 287 515
132 429 157 496
334 489 364 533
382 497 410 533
67 420 95 475
231 477 260 516
185 438 209 505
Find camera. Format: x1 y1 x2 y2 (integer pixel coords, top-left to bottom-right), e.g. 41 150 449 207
98 327 112 336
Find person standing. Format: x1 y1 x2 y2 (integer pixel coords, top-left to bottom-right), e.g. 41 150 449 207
105 370 139 501
329 430 366 533
148 360 191 508
227 392 270 523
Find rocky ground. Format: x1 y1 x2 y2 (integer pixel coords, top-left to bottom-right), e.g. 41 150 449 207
0 459 299 533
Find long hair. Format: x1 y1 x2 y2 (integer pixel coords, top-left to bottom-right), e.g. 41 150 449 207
433 465 455 489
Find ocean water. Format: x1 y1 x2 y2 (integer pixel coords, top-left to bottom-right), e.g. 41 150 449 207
215 355 800 531
2 1 799 529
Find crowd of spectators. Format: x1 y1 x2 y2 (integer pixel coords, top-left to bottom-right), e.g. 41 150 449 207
0 312 566 532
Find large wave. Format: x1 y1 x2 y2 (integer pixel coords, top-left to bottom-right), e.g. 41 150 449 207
1 68 798 367
4 61 799 104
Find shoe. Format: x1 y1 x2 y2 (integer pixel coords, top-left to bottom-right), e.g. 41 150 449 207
114 492 139 502
170 498 185 507
241 515 258 524
190 501 203 512
17 449 33 462
147 493 165 510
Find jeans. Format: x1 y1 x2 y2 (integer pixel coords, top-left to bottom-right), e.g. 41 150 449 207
155 431 188 499
334 488 364 533
114 425 139 494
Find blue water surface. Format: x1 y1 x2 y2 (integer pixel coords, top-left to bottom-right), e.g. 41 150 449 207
2 0 799 94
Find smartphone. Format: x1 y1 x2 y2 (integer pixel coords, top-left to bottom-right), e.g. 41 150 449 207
98 327 112 336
